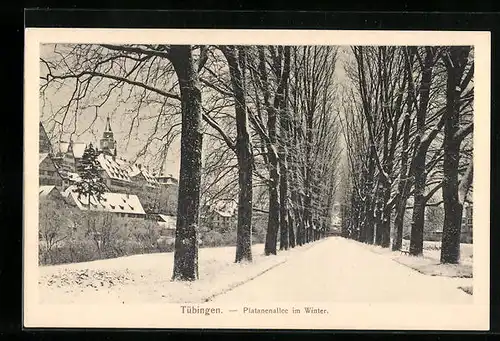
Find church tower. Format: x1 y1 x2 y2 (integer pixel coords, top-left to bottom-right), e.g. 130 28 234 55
100 116 117 156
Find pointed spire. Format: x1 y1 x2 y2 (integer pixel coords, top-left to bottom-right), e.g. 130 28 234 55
105 115 112 132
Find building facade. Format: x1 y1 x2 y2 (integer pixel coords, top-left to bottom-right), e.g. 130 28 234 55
39 119 180 220
63 185 146 219
39 153 63 187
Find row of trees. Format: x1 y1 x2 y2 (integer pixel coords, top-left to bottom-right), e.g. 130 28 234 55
340 46 474 264
40 44 342 281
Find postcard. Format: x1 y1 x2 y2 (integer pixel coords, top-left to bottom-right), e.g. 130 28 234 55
24 28 490 330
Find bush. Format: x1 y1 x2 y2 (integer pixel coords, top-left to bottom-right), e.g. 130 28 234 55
201 229 226 247
39 201 271 265
252 212 268 244
39 203 174 265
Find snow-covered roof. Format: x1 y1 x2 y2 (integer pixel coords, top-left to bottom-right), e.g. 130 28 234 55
128 166 141 177
97 153 132 182
157 174 178 186
59 171 81 182
39 185 58 197
39 153 49 164
158 214 176 229
215 210 233 218
64 185 145 215
128 164 160 187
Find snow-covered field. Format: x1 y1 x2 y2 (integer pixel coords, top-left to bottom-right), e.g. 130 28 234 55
38 242 321 304
401 239 473 265
359 239 473 295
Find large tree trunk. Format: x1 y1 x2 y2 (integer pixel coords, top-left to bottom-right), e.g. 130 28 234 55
288 210 296 248
224 46 254 263
409 47 435 256
364 146 377 244
279 46 292 251
392 111 411 251
374 190 383 245
378 47 393 249
440 46 471 264
265 151 280 255
288 146 300 248
279 159 289 250
409 160 426 256
304 102 314 245
380 187 392 248
258 47 280 256
170 45 202 281
235 144 253 262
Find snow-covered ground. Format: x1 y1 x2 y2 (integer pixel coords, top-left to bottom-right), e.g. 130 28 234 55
401 239 473 266
363 239 473 279
38 241 321 304
39 237 472 305
213 237 473 304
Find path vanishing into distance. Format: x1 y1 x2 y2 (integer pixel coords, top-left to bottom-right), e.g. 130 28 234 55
39 236 472 305
211 237 473 304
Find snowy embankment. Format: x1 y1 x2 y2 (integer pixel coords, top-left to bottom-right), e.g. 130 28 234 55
355 239 474 295
39 241 322 304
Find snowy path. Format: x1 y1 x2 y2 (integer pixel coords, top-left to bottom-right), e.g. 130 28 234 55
211 237 473 304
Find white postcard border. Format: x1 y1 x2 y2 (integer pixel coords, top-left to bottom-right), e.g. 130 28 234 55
24 28 491 330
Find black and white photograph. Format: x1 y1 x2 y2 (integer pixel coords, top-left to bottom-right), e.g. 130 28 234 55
24 29 490 330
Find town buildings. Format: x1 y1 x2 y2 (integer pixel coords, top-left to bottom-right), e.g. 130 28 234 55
63 185 146 219
38 118 179 220
201 199 238 231
39 153 63 187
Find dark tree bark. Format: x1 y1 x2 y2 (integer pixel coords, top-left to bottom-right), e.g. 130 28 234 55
374 187 384 245
392 111 412 251
170 45 203 281
458 162 473 205
289 116 305 246
409 47 436 256
379 47 406 249
392 48 416 251
223 46 254 263
258 47 280 256
364 146 377 244
288 210 296 248
440 46 472 264
278 47 292 250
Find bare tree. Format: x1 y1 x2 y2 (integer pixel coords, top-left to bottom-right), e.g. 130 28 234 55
440 46 474 264
40 44 207 281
